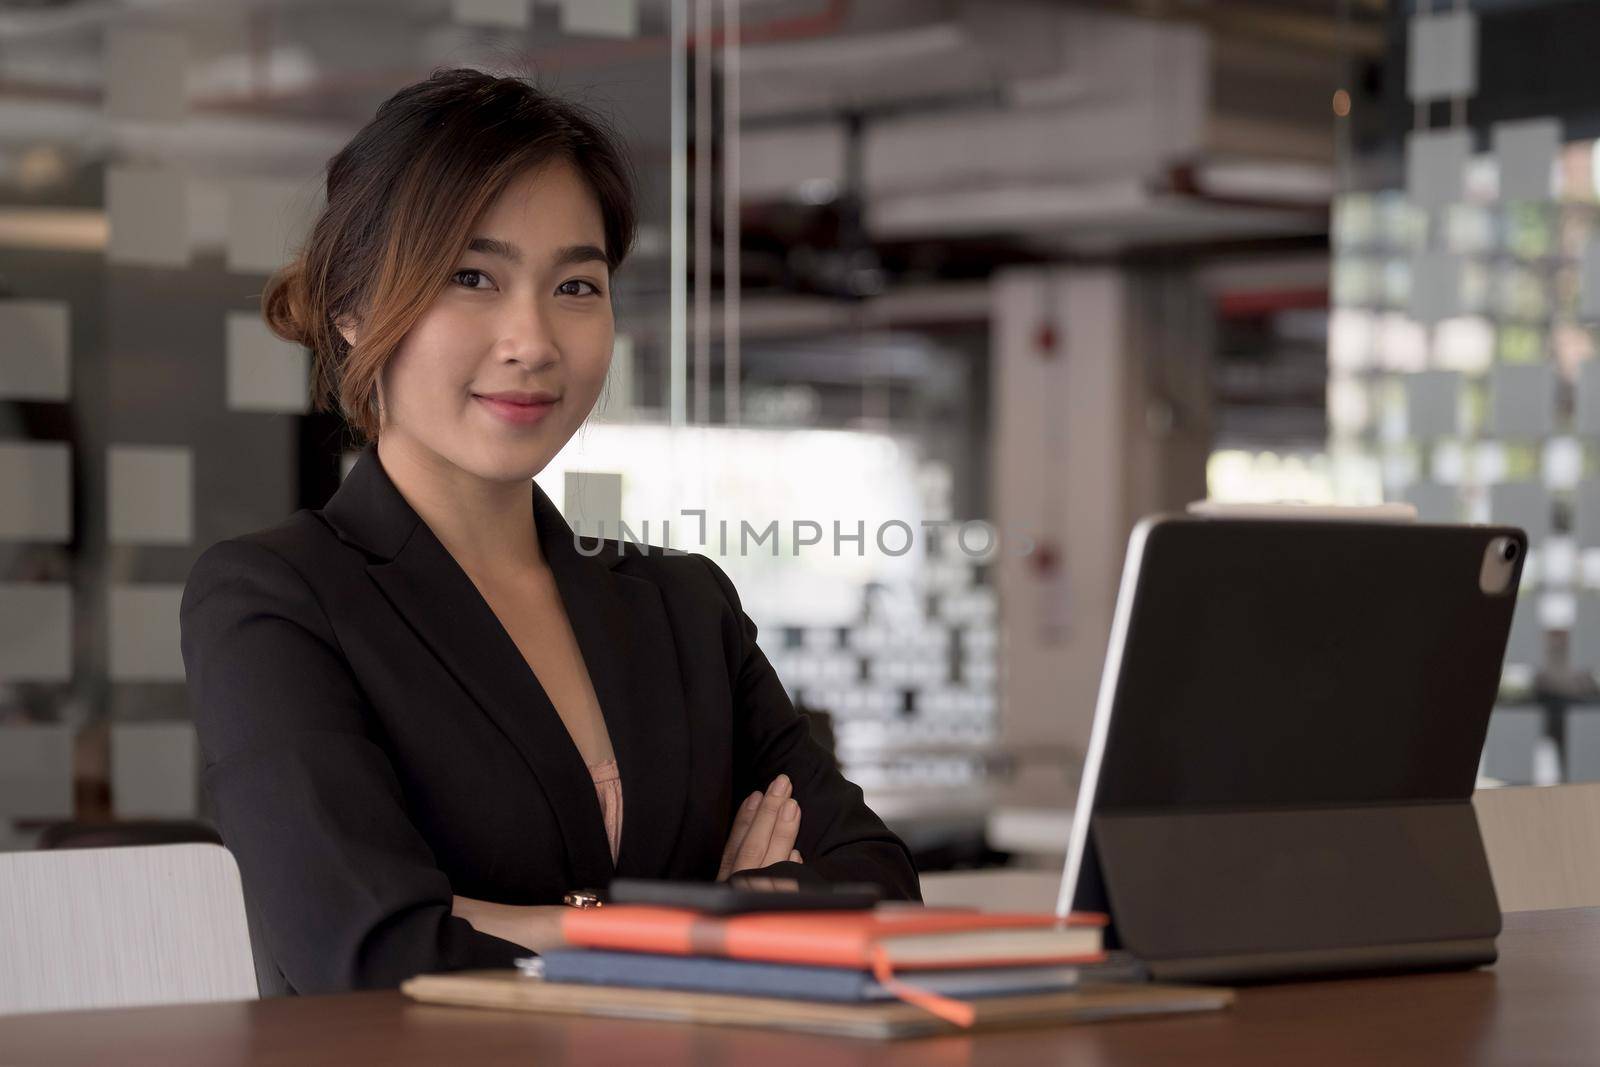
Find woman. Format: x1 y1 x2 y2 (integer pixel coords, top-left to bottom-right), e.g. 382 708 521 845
179 68 921 997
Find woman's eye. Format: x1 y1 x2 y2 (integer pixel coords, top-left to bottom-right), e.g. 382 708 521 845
557 279 604 297
452 269 494 290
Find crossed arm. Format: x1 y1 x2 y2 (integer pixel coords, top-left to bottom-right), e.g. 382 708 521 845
450 772 806 951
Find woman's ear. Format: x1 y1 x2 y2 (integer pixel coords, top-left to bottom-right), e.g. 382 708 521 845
334 314 360 349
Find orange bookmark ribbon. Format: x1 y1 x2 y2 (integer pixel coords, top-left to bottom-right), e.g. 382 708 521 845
869 946 977 1028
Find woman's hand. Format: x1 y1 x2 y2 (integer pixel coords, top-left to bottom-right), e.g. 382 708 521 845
717 773 803 883
451 896 570 953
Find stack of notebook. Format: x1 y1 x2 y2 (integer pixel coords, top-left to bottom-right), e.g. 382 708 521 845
401 904 1235 1039
552 904 1105 1017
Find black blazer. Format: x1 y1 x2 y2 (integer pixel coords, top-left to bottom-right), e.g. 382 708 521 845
179 444 921 995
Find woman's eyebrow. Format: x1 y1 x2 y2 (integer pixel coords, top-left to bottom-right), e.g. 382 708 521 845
551 243 609 269
465 236 522 263
464 237 607 270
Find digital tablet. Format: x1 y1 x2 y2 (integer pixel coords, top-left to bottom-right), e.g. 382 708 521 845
1057 515 1525 982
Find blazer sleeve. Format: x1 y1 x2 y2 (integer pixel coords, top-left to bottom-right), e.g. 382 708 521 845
695 554 923 901
180 538 526 993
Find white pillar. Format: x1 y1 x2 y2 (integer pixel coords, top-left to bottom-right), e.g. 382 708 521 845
991 266 1211 797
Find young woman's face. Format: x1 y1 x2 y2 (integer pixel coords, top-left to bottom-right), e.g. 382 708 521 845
375 160 614 483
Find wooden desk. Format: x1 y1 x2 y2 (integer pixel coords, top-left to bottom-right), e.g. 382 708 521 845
4 909 1599 1065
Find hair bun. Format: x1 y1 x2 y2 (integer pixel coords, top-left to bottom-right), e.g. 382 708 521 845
261 259 314 348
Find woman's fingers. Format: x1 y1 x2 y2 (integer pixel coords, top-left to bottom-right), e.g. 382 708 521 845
758 796 801 867
718 775 801 881
734 774 795 872
730 875 800 892
790 849 802 862
716 791 763 881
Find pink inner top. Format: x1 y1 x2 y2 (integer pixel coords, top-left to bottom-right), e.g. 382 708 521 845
588 757 623 865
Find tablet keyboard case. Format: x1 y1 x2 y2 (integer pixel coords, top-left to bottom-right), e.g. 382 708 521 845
1071 518 1522 982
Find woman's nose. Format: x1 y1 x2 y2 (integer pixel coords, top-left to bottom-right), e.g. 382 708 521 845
498 301 559 367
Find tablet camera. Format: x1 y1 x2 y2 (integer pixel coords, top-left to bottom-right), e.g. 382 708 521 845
1479 536 1521 596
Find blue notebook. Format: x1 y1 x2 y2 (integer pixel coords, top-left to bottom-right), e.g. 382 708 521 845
527 950 1081 1002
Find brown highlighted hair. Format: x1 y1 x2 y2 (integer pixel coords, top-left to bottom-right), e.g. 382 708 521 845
262 68 637 444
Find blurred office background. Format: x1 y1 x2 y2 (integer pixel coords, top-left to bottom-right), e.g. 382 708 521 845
0 0 1594 869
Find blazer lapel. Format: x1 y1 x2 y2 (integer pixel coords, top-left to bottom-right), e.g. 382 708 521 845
321 444 690 888
532 482 692 880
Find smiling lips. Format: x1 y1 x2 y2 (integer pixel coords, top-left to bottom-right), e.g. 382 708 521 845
473 390 559 426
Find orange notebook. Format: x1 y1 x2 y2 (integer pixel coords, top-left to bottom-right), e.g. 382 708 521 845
559 906 1107 1027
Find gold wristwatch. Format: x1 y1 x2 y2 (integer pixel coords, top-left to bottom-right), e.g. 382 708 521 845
563 888 605 908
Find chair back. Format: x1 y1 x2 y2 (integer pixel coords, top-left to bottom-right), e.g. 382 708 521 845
0 843 258 1015
1473 783 1600 912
